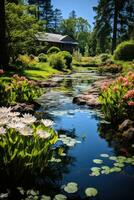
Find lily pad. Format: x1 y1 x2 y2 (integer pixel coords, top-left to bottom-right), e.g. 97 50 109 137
101 166 110 170
114 163 125 168
109 156 117 161
101 169 110 175
93 159 103 164
85 187 98 197
110 167 122 172
41 195 51 200
100 154 109 158
90 170 101 176
54 194 67 200
91 167 101 171
64 182 78 194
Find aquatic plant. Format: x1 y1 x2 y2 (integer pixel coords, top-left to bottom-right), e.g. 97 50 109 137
99 72 134 122
0 75 43 105
0 107 58 175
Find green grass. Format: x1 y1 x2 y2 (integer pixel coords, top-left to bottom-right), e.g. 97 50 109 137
23 62 62 80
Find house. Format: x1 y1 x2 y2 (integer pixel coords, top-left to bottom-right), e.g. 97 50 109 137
35 32 78 53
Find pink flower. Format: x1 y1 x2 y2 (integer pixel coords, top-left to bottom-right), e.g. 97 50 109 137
0 69 4 75
127 101 134 106
123 80 129 87
124 89 134 99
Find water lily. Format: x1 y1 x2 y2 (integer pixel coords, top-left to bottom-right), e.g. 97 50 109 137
8 112 20 117
0 107 12 113
7 122 26 129
41 119 54 127
36 129 51 139
18 126 33 136
22 113 36 124
0 117 9 126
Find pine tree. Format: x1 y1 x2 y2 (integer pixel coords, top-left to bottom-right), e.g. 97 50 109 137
93 0 134 54
41 0 54 31
0 0 9 68
53 8 63 33
69 10 77 19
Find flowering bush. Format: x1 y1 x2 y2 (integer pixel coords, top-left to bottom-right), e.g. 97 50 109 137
0 107 58 174
0 75 43 105
99 72 134 122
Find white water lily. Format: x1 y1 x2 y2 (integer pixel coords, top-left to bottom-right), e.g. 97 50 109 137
0 117 9 126
18 126 33 136
41 119 54 127
36 129 51 139
8 112 20 117
0 127 6 135
0 107 12 113
22 114 36 124
7 122 26 129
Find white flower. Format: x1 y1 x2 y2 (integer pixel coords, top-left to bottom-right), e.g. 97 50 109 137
0 117 9 126
11 117 21 123
0 127 6 135
18 126 33 136
36 129 51 139
21 114 36 124
8 112 20 117
7 122 26 129
0 107 12 113
41 119 54 127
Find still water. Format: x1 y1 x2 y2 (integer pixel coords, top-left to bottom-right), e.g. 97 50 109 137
37 71 134 200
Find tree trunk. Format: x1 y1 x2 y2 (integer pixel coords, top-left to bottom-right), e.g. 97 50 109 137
112 0 118 54
0 0 9 68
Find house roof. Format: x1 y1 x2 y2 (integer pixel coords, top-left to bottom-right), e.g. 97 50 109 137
35 32 78 45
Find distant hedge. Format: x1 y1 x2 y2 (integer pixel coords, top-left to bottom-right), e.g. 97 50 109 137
47 46 60 54
114 40 134 61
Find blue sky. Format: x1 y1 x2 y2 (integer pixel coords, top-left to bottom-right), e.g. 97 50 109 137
52 0 98 28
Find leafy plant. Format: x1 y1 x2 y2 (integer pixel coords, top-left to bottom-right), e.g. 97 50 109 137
38 53 47 62
48 53 66 70
0 108 58 177
99 72 134 123
58 51 72 69
0 75 43 105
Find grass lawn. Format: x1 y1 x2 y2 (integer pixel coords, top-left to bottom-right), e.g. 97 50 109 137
23 62 62 80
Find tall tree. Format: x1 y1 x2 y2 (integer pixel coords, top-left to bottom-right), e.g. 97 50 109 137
41 0 54 31
93 0 134 54
69 10 77 19
53 8 63 33
0 0 9 68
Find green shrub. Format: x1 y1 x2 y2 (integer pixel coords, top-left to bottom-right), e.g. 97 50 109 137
100 53 111 62
0 75 43 105
38 53 47 62
58 51 72 69
48 53 66 70
47 46 60 54
114 40 134 61
15 55 37 69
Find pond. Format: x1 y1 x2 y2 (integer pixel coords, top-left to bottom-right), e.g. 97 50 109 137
0 71 134 200
36 71 134 200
